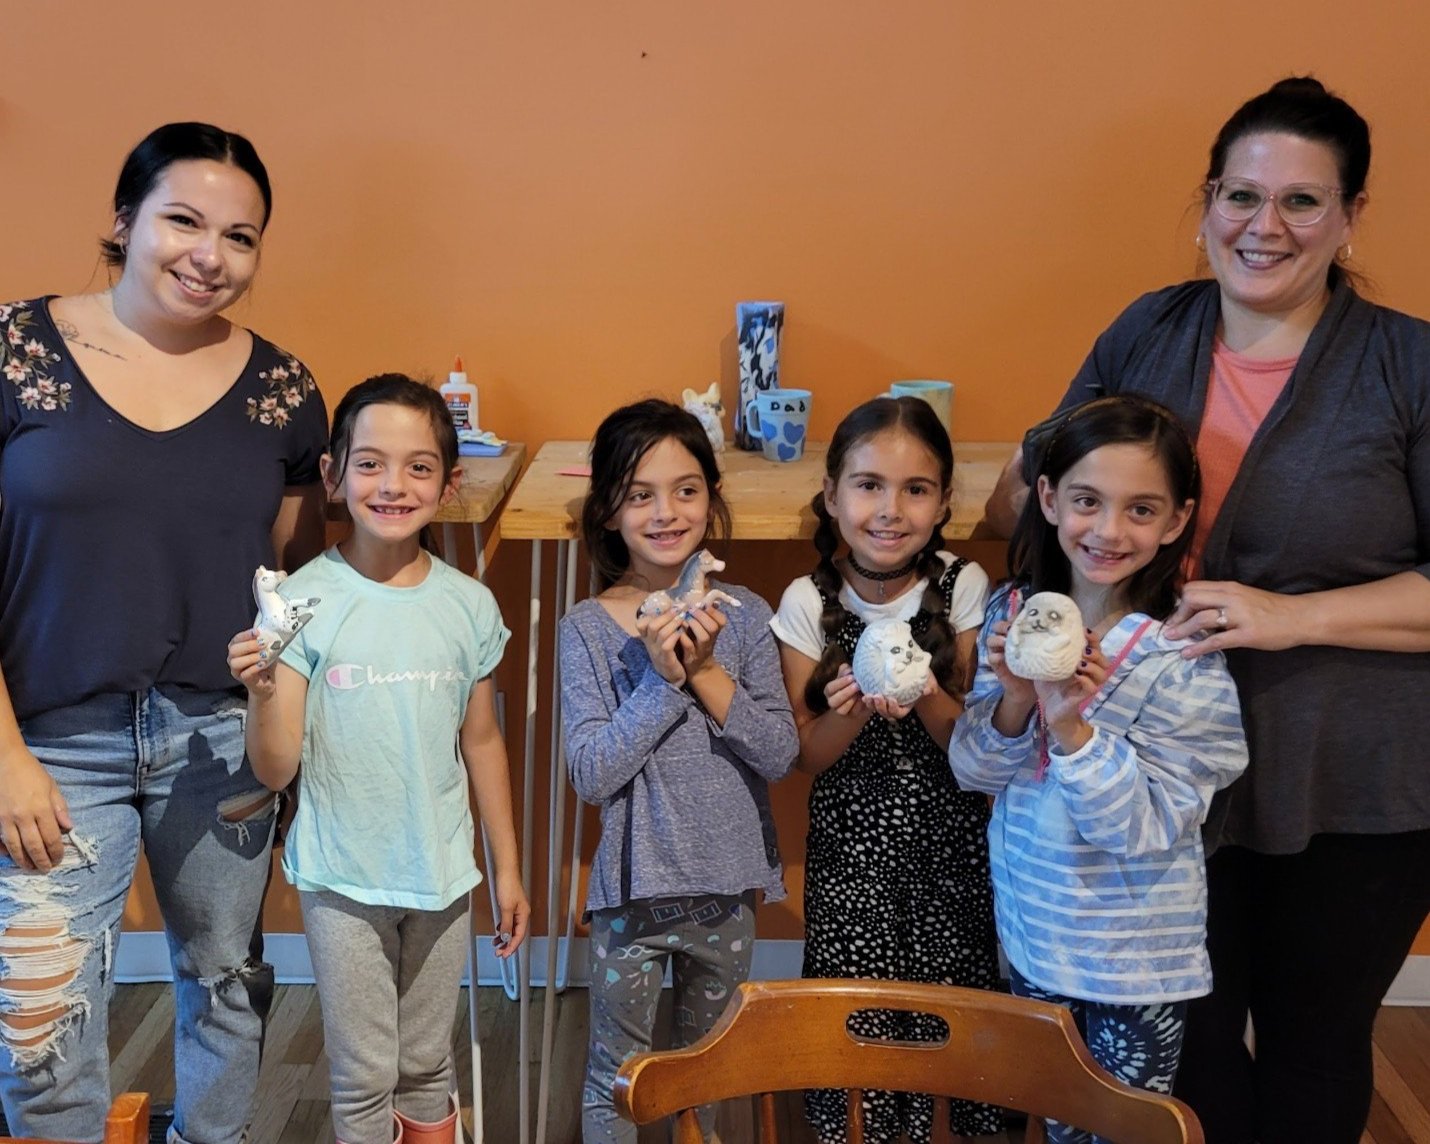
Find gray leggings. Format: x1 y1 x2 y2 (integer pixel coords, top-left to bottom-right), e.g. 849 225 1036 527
583 893 755 1143
300 889 469 1144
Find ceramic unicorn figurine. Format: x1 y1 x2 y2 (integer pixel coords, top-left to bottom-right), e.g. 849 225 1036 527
637 549 742 621
252 566 320 656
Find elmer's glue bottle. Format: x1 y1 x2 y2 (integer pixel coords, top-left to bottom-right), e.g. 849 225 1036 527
441 356 479 431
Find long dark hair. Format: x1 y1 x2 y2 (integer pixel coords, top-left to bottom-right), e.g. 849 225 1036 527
1203 76 1370 289
327 374 459 555
101 122 273 267
1009 395 1199 620
805 396 960 713
580 400 731 590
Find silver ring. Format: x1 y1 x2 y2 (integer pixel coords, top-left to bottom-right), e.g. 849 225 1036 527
1217 607 1228 628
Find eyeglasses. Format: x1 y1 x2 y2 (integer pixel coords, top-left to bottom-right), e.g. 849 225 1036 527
1206 177 1344 227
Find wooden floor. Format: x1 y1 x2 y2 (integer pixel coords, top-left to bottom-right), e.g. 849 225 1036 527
69 986 1430 1142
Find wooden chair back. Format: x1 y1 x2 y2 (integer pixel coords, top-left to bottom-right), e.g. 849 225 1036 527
614 980 1202 1144
0 1092 150 1144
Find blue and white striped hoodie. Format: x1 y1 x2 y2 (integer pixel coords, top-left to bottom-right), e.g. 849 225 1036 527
949 590 1248 1004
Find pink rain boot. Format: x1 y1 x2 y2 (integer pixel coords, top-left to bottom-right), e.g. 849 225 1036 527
394 1095 459 1144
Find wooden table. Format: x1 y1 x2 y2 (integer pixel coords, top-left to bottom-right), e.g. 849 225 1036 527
503 439 1010 541
499 439 1014 1144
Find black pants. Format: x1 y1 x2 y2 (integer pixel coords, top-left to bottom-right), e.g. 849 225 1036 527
1173 831 1430 1144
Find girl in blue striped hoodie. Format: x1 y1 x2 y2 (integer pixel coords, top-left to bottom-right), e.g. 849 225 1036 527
950 395 1248 1143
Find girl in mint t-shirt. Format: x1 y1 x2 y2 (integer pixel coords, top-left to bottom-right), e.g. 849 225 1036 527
228 374 529 1144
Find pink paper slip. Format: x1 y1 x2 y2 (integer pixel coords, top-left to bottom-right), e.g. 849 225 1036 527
557 465 593 477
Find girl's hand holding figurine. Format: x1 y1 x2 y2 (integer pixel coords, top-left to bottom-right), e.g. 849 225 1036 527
1035 638 1110 755
823 663 865 719
677 601 729 682
636 608 688 686
863 671 938 722
227 628 277 698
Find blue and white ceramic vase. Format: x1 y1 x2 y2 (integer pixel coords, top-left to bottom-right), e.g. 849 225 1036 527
734 301 785 451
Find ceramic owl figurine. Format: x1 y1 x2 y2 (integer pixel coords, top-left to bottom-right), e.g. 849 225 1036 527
852 618 932 706
1004 591 1084 681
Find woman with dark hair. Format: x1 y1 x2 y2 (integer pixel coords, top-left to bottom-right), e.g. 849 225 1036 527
985 78 1430 1144
0 122 327 1141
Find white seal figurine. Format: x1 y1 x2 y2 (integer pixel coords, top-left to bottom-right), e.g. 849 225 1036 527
638 549 742 621
851 617 932 706
1004 591 1084 681
252 566 320 657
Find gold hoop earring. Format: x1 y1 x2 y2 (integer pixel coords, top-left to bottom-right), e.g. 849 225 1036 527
1337 243 1353 262
1194 234 1206 252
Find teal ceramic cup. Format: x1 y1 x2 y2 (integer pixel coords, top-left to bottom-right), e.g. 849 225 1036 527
889 380 953 435
744 388 812 462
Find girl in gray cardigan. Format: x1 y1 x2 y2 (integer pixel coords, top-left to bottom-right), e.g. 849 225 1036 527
558 401 798 1144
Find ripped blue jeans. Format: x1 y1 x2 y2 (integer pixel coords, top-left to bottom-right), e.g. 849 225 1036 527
0 686 278 1144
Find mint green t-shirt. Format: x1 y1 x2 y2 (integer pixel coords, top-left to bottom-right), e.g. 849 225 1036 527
278 548 510 909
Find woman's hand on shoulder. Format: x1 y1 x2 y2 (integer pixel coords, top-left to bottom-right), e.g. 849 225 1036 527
0 742 72 872
636 610 687 686
228 628 277 698
1165 580 1303 657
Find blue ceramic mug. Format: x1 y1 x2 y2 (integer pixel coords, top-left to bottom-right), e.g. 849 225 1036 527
888 380 953 436
744 388 812 462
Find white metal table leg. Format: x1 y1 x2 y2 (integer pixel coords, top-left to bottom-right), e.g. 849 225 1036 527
517 538 542 1144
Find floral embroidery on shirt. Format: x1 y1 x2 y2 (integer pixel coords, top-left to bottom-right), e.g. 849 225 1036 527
246 354 318 428
1 303 72 412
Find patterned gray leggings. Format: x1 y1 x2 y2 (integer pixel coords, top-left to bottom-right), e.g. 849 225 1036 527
583 893 755 1143
1009 966 1188 1144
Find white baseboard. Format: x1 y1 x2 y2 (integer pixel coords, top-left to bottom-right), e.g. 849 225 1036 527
113 934 1430 1005
1385 954 1430 1006
113 933 809 988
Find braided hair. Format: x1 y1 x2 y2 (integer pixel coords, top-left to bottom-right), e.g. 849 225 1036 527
805 396 961 713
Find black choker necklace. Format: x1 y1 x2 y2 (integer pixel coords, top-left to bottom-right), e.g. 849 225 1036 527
846 554 918 601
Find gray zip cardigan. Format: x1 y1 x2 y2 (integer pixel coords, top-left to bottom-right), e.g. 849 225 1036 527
1052 276 1430 854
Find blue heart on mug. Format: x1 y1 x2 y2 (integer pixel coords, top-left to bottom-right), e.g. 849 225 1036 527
761 420 778 441
782 422 805 444
777 443 799 461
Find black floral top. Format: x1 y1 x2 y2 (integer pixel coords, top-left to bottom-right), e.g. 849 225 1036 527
0 297 328 719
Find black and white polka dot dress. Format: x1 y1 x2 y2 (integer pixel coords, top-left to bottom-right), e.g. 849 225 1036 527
803 560 1003 1143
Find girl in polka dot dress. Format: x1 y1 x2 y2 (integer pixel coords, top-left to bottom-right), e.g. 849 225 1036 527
771 397 1002 1143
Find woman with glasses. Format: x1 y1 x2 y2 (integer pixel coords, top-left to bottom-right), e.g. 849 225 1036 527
983 77 1430 1144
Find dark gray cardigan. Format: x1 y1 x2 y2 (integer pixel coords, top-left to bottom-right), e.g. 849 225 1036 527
1054 277 1430 854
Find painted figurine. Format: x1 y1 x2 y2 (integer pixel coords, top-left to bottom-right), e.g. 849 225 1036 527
1004 591 1084 681
252 565 320 656
637 549 742 621
851 617 932 706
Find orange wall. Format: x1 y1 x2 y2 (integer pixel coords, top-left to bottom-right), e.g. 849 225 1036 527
4 3 1428 954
